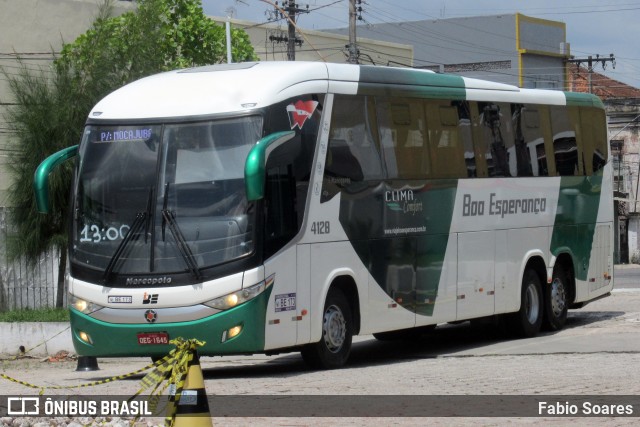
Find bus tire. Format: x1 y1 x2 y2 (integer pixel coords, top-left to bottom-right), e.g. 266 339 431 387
543 265 569 331
301 288 352 370
509 269 543 338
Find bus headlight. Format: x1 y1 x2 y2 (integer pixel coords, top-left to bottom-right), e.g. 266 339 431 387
70 296 103 315
204 274 274 311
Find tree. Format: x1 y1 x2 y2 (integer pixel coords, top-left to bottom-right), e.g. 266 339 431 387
4 62 79 309
56 0 257 92
3 0 257 307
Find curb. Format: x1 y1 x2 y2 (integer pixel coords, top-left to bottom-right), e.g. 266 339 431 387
614 263 640 270
0 322 72 357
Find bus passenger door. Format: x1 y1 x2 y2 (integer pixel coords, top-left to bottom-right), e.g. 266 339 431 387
457 231 495 320
262 154 303 350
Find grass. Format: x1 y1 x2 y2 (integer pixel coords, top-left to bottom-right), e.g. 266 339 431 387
0 307 69 322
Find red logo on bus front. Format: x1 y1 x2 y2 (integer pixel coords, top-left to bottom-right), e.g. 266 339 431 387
286 100 318 129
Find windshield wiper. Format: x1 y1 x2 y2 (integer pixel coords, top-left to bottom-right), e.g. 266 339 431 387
161 209 202 280
161 182 202 280
102 188 154 283
102 211 146 283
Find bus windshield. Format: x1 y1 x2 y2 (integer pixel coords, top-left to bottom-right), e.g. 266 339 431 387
71 116 263 282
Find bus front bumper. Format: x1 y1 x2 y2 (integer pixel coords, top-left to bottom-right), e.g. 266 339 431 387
69 289 270 357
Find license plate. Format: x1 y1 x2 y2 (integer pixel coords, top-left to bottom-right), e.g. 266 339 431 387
275 293 296 312
137 332 169 345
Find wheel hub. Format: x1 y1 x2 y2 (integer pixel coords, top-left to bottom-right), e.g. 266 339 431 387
323 304 346 353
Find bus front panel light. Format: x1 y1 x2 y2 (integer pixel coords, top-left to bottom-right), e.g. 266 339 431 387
221 325 243 343
78 331 93 345
70 296 103 315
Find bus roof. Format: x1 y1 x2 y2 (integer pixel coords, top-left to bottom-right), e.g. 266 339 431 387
88 61 603 121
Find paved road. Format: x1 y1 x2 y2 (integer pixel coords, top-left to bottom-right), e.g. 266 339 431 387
2 288 639 426
614 264 640 289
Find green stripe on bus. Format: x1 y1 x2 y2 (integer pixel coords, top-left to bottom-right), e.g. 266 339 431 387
342 181 458 317
414 182 458 316
550 175 603 281
564 92 605 108
357 67 466 100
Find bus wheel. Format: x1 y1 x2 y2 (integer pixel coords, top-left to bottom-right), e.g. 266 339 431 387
543 265 568 331
301 288 353 370
509 269 543 338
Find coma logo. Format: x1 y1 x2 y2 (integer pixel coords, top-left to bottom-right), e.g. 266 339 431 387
144 309 157 323
286 100 318 129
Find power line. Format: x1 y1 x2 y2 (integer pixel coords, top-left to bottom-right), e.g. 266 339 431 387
567 54 617 93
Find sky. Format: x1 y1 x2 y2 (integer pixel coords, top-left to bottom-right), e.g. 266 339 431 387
201 0 640 88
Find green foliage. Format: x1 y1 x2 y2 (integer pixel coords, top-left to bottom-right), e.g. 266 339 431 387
230 27 258 63
56 0 257 90
3 62 78 262
0 307 70 322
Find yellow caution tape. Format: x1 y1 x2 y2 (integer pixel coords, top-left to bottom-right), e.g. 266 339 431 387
0 337 206 427
131 337 205 426
0 358 157 394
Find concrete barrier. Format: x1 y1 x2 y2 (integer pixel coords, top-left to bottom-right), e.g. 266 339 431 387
0 322 73 357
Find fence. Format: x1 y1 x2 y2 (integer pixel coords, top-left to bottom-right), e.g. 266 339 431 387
0 207 66 311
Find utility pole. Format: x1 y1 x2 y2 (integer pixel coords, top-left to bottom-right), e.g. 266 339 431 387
567 54 616 93
347 0 358 63
346 0 364 63
281 0 309 61
225 7 235 64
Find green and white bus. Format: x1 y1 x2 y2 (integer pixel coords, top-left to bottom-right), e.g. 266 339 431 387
36 62 613 369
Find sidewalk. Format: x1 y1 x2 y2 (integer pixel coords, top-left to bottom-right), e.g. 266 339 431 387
615 263 640 269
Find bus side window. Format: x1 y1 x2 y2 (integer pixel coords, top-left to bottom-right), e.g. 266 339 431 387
550 106 582 176
510 104 554 177
322 95 383 202
426 101 467 179
325 140 364 182
478 102 515 177
511 104 535 177
376 98 428 179
579 107 608 175
455 101 476 177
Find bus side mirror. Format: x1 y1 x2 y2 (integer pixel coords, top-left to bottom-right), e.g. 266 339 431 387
244 131 295 201
33 145 79 213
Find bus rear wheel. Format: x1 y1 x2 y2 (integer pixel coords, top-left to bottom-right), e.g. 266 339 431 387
301 288 353 370
508 269 543 338
543 265 569 331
